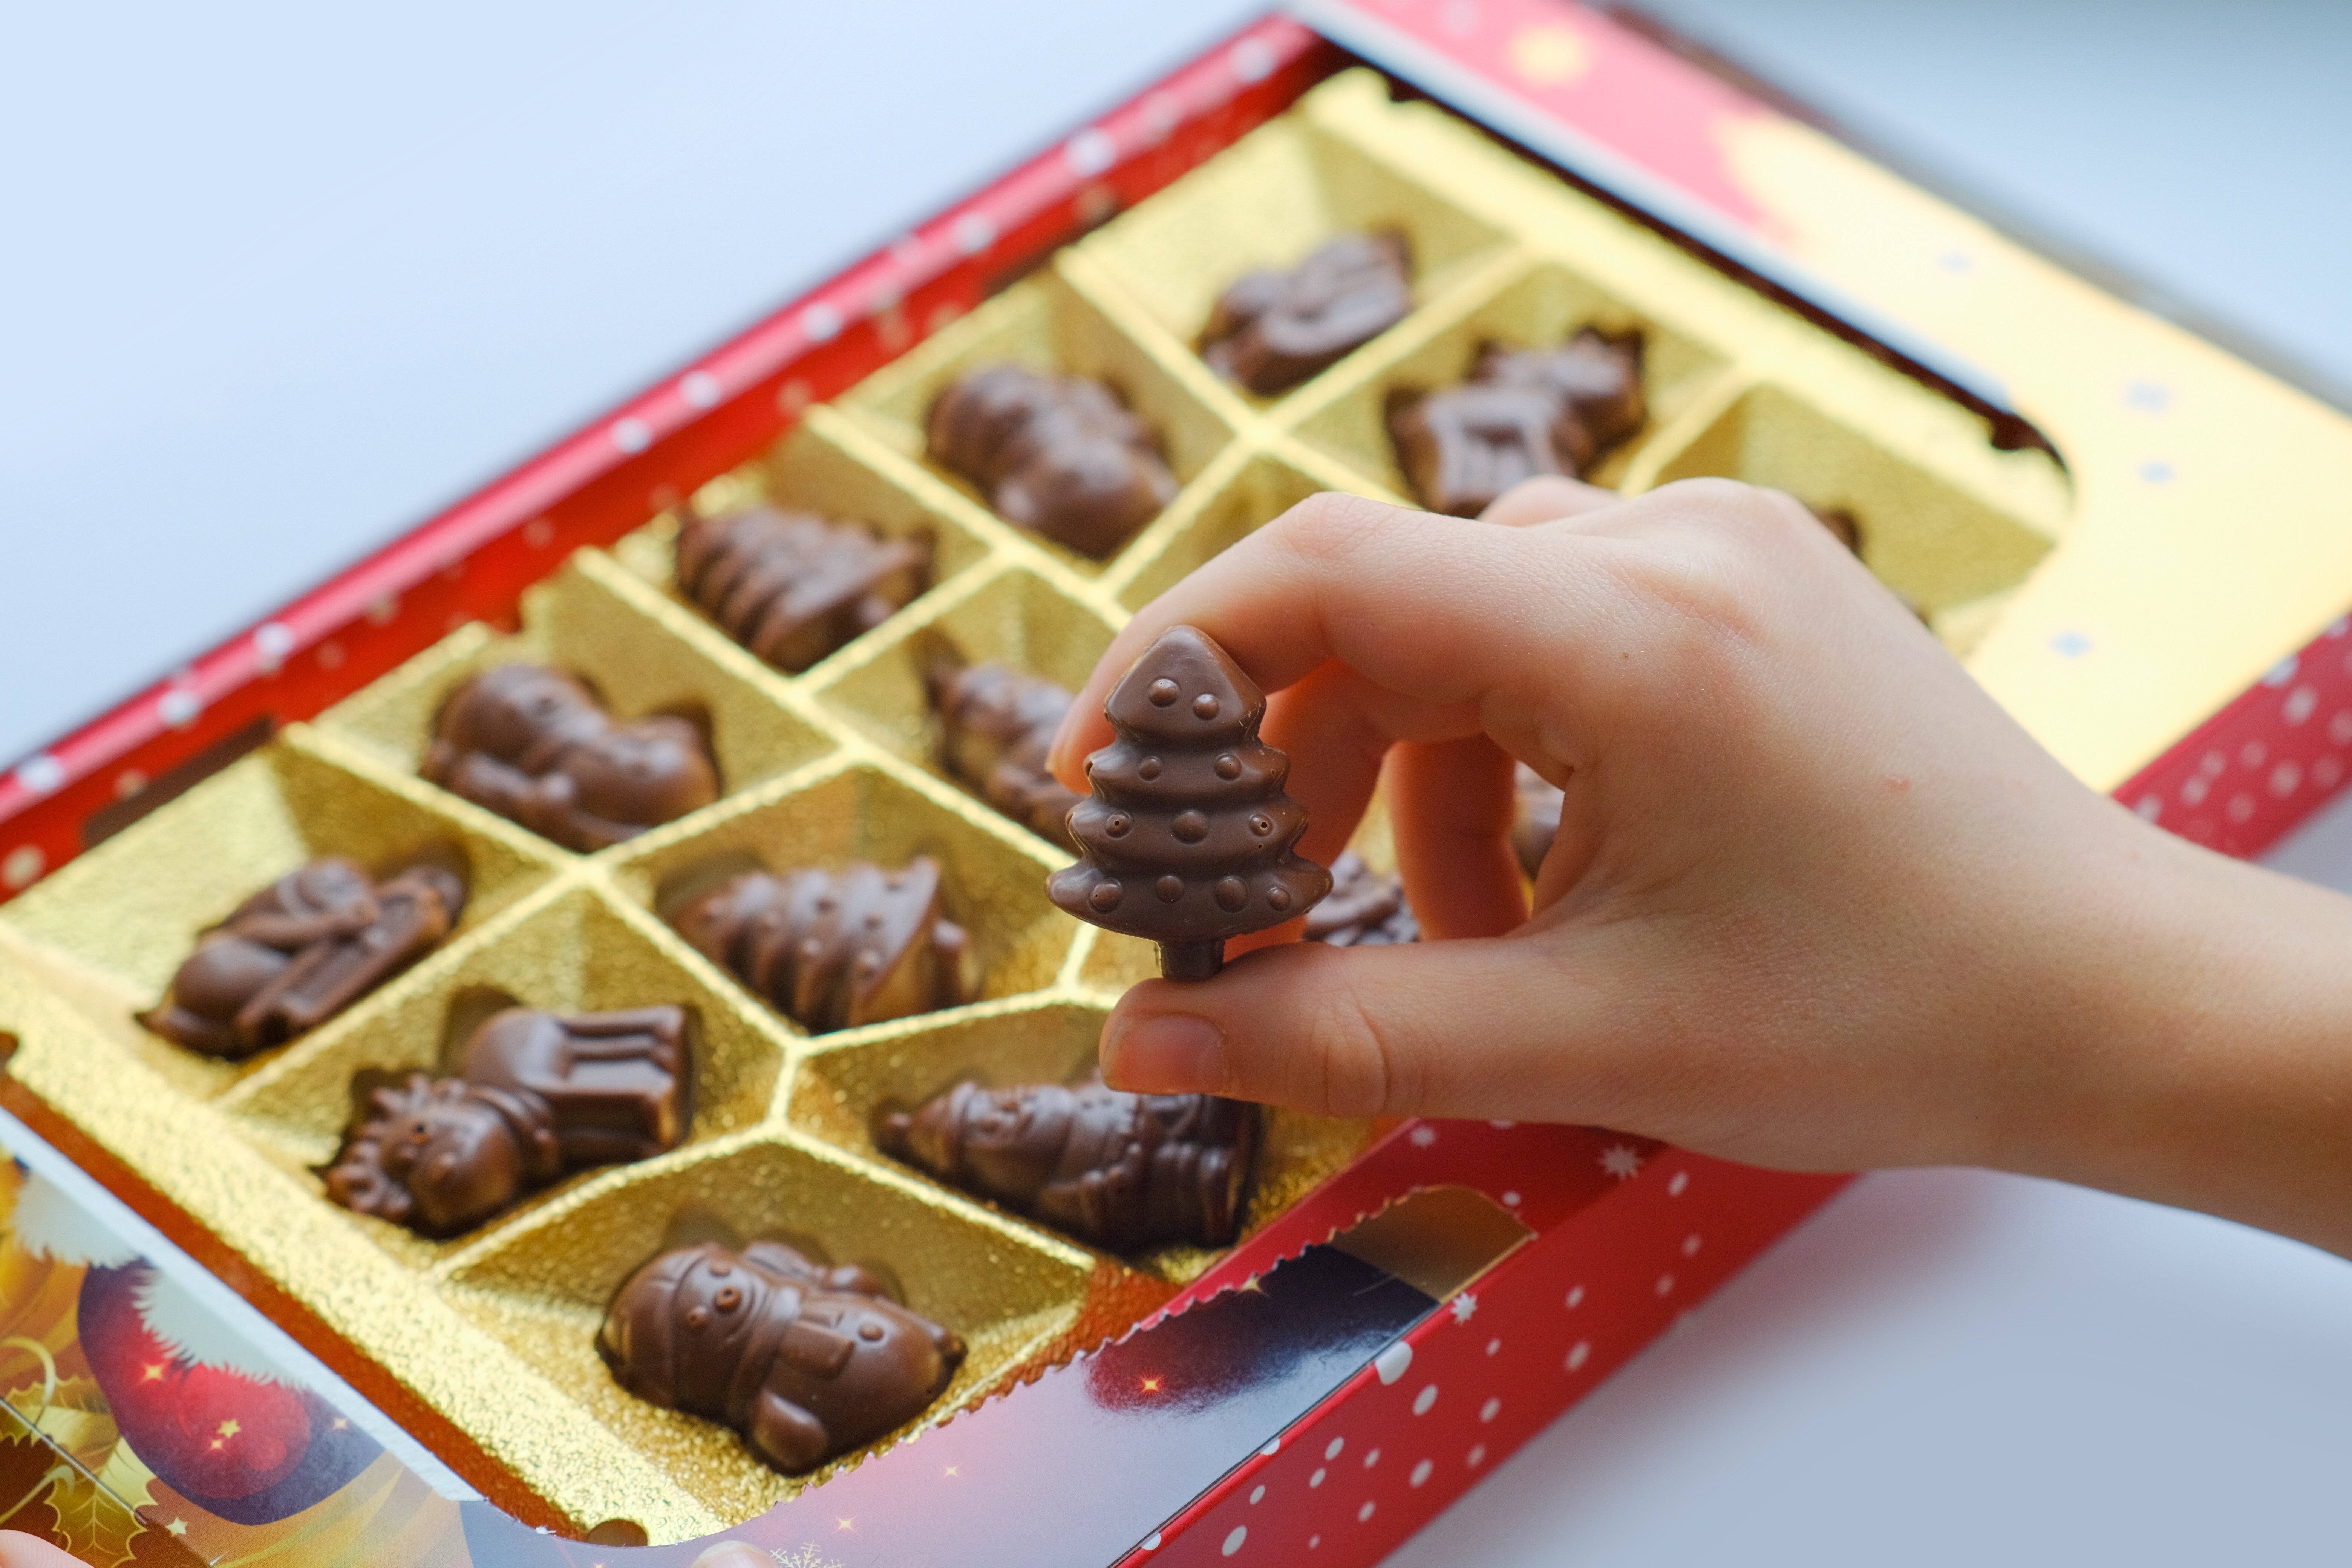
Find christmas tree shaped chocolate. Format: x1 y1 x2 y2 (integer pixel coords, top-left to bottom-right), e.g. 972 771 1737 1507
1047 625 1330 978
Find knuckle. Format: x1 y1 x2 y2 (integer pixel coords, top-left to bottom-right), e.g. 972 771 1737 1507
1301 978 1400 1118
1273 490 1399 570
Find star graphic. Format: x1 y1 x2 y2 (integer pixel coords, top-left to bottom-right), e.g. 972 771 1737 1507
943 1464 959 1478
1599 1144 1643 1181
216 1418 242 1438
140 1363 166 1383
165 1519 188 1537
1409 1125 1437 1148
331 1417 349 1431
1451 1293 1478 1324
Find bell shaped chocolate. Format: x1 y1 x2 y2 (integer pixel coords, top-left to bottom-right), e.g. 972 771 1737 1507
874 1073 1258 1250
926 363 1178 558
675 504 929 674
423 663 719 852
323 1004 692 1237
1201 230 1413 395
1389 326 1646 516
1048 625 1330 979
142 858 467 1059
1305 851 1419 948
924 652 1084 851
670 858 982 1034
599 1239 965 1475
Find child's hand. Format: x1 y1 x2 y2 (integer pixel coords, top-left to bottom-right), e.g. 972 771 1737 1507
1051 477 2352 1254
0 1533 88 1567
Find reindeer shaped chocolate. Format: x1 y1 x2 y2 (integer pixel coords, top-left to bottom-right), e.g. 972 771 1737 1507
875 1073 1258 1250
142 858 467 1059
323 1004 692 1237
1389 326 1646 516
423 663 719 852
599 1239 965 1475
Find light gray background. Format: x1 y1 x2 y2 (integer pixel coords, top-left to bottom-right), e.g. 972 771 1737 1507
5 4 2350 1563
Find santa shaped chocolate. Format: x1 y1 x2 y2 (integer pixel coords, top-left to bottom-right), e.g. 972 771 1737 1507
423 663 719 852
675 503 929 674
142 858 467 1059
323 1004 692 1237
926 363 1178 559
599 1239 965 1475
1048 625 1329 979
670 858 982 1034
874 1073 1258 1250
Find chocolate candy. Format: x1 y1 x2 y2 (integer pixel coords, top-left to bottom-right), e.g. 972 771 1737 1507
874 1073 1258 1250
923 649 1084 851
1389 326 1646 516
1048 625 1330 980
323 1005 692 1237
423 663 719 852
1305 851 1419 947
1512 763 1565 882
670 858 982 1034
600 1239 964 1475
1201 230 1412 395
926 363 1178 558
674 504 929 674
142 858 466 1059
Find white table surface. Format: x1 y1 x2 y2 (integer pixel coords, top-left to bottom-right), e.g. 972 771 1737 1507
6 5 2351 1563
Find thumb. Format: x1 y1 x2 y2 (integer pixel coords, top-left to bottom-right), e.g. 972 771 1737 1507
0 1533 89 1568
1098 931 1628 1122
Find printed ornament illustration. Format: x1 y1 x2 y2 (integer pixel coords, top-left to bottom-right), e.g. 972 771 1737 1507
1049 625 1330 978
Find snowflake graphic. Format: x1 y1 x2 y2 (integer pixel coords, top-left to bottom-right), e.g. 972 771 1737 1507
1450 1292 1478 1323
1409 1125 1438 1147
769 1545 846 1568
1599 1144 1643 1181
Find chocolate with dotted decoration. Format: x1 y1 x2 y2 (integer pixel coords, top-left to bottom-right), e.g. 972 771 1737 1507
669 858 981 1034
423 663 718 852
926 363 1178 558
1389 326 1646 516
1200 230 1413 395
1048 625 1331 979
873 1072 1258 1250
599 1239 965 1475
142 858 467 1059
674 503 929 674
322 1004 692 1237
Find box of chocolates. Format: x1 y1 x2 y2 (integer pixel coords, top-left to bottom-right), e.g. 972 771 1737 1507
2 6 2349 1565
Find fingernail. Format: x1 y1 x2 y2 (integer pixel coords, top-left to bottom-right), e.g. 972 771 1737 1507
1104 1013 1225 1093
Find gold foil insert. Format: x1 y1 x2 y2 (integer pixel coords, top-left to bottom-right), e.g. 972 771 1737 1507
0 67 2078 1543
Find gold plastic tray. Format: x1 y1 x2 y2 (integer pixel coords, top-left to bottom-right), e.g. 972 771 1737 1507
0 70 2067 1543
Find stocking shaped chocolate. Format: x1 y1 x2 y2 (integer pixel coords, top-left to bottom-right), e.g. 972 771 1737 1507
142 859 468 1059
1390 326 1647 516
923 649 1083 850
599 1239 965 1475
323 1004 692 1236
423 663 720 852
675 504 929 674
926 363 1178 558
670 858 982 1033
1305 851 1419 947
1200 230 1413 395
1047 625 1330 978
874 1073 1258 1250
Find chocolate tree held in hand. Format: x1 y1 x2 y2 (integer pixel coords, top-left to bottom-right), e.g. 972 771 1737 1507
1048 625 1330 979
600 1239 965 1475
874 1073 1257 1250
323 1004 692 1237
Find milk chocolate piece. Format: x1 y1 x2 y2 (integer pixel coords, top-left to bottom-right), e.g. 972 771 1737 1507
671 858 982 1033
323 1004 692 1237
1511 763 1565 882
423 663 719 852
600 1239 964 1475
1201 230 1412 395
1389 326 1646 516
675 504 929 674
141 858 467 1059
926 363 1178 558
923 649 1084 850
875 1073 1258 1250
1305 851 1419 947
1048 625 1330 980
